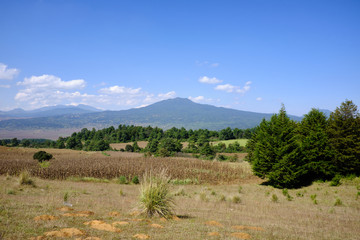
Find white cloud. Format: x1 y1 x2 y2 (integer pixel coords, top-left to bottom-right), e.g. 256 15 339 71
256 97 263 101
215 81 252 94
0 84 11 88
188 96 217 104
199 76 222 84
0 63 19 80
99 85 141 95
18 74 86 90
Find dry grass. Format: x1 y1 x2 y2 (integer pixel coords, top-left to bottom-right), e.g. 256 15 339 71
0 175 359 240
0 146 255 184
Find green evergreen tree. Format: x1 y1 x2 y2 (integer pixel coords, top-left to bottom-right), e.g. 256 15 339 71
299 109 335 180
327 100 360 175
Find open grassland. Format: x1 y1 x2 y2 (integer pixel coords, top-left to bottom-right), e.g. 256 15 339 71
0 146 253 184
1 174 360 239
211 139 248 147
0 146 359 240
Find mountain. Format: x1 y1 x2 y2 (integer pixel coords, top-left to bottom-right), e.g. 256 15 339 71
0 98 302 139
0 104 101 120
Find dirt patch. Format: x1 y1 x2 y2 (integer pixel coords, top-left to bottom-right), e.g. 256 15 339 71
63 211 94 217
84 220 122 233
208 232 221 236
44 228 86 237
205 221 223 227
133 233 150 239
230 232 251 239
172 215 181 221
232 225 264 231
150 223 164 228
33 215 58 221
112 221 130 226
57 206 74 212
108 211 121 217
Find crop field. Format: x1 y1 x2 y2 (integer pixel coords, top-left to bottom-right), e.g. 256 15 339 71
0 146 253 184
0 146 360 240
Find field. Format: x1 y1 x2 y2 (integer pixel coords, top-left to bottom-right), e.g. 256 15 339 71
1 147 360 240
211 139 248 147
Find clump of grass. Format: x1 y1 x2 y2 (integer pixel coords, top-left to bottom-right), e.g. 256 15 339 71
219 194 226 202
7 189 16 195
63 192 69 202
174 188 186 197
139 169 175 218
232 195 241 204
210 190 216 196
356 192 360 200
19 170 35 187
119 189 124 196
311 194 318 204
282 188 288 196
330 175 342 186
296 192 304 197
200 192 209 202
39 161 51 168
238 186 242 194
102 152 110 156
271 194 278 203
334 198 343 206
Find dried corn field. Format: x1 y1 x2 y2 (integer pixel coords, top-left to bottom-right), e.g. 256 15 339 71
0 146 255 184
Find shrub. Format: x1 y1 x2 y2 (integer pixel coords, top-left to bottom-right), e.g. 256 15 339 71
217 154 228 161
33 151 53 162
117 176 128 184
334 198 343 206
131 176 140 184
139 169 175 218
271 194 278 202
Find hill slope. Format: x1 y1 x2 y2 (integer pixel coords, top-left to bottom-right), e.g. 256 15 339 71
0 98 302 138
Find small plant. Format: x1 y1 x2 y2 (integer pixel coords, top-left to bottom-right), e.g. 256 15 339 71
282 188 288 196
310 194 317 201
211 190 216 196
271 194 278 202
232 196 241 204
357 192 360 200
229 155 238 162
7 189 16 195
33 151 53 162
39 161 51 168
117 176 128 184
219 194 226 202
296 192 304 197
217 154 228 161
139 169 175 218
174 188 186 197
119 189 124 196
200 192 209 202
63 192 69 202
330 175 342 186
102 152 110 156
286 194 293 201
131 176 140 184
238 186 242 194
265 191 270 196
334 198 343 206
19 170 35 186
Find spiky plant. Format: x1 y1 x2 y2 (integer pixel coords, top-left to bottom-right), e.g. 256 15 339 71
139 169 175 218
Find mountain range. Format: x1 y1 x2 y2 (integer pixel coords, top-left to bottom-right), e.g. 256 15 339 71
0 98 304 139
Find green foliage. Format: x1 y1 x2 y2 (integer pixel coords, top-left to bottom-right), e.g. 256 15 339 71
334 198 343 206
131 175 140 184
33 151 53 162
117 176 128 184
330 175 342 186
271 194 278 202
232 195 241 204
139 170 175 218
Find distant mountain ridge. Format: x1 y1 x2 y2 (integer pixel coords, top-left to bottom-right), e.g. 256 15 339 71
0 98 303 139
0 104 101 120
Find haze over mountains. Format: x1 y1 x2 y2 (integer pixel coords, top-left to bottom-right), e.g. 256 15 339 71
0 98 304 139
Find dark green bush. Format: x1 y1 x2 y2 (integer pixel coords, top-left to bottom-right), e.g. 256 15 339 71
33 151 53 162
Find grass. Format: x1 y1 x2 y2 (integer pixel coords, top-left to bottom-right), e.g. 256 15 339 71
1 175 360 239
138 169 175 218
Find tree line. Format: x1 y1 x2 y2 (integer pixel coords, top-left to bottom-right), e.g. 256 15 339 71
246 100 360 188
0 125 254 155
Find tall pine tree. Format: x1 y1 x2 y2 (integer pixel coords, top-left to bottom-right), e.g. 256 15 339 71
327 100 360 175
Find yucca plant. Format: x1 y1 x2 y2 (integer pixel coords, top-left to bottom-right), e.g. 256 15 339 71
139 169 175 218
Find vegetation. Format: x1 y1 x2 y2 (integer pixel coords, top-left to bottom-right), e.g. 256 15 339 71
138 170 175 218
246 100 360 188
33 151 53 162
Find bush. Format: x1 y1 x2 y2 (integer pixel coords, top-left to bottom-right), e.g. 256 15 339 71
131 176 140 184
330 175 342 186
117 176 128 184
33 151 53 162
139 170 175 218
19 170 35 186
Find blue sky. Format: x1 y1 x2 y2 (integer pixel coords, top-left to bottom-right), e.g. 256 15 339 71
0 0 359 116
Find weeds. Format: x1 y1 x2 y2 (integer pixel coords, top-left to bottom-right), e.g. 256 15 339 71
117 176 128 184
334 198 343 206
330 175 342 186
232 196 241 204
119 189 124 196
238 186 242 194
271 194 278 202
